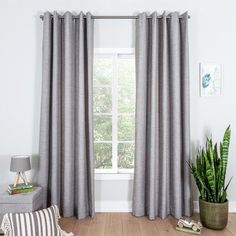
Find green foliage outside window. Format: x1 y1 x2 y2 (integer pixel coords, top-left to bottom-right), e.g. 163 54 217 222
94 56 135 170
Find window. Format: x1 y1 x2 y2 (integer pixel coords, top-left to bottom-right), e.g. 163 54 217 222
93 49 135 173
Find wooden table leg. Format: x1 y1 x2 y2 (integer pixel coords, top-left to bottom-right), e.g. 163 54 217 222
13 172 20 187
22 172 29 185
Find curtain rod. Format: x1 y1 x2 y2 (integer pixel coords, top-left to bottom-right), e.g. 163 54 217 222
40 15 190 20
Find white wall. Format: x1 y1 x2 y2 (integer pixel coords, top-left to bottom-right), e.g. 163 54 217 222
0 0 236 211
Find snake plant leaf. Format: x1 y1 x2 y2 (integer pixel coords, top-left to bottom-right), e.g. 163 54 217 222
213 143 218 164
197 152 205 182
220 177 233 203
189 126 232 203
218 142 224 191
213 143 219 199
204 148 216 201
188 161 212 201
196 154 207 200
221 126 231 187
224 176 233 192
220 191 227 203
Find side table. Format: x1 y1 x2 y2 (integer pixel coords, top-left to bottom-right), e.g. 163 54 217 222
0 186 43 233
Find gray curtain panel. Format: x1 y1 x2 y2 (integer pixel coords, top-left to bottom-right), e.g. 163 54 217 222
133 12 192 220
38 11 94 219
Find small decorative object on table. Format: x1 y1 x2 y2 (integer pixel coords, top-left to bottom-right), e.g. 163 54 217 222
176 217 202 235
10 155 31 187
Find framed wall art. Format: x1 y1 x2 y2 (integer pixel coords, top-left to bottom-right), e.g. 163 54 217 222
199 63 223 96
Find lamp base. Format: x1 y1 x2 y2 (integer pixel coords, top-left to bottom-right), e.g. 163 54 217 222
13 172 29 187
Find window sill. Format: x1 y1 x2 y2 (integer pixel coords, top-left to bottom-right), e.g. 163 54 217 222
95 173 134 181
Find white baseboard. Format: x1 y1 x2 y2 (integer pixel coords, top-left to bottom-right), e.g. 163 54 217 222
95 201 132 212
229 201 236 212
96 200 236 213
193 201 199 212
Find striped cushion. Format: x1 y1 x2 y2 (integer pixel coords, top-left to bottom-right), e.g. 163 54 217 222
0 205 74 236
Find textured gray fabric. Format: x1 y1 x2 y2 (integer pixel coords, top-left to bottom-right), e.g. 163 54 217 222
132 12 192 220
38 11 94 219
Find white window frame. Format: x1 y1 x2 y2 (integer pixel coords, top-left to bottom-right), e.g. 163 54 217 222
94 48 135 178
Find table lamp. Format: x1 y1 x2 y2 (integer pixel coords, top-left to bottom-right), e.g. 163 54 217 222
10 155 31 187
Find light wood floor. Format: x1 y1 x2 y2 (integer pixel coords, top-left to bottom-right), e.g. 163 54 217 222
59 213 236 236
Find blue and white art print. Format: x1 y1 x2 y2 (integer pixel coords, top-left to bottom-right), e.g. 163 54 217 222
200 63 223 96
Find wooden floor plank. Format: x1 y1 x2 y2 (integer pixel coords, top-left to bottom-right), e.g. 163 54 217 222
73 217 91 236
201 227 233 236
59 217 77 233
105 213 123 236
227 214 236 235
152 216 183 236
87 213 108 236
59 213 236 236
138 216 159 236
122 213 142 236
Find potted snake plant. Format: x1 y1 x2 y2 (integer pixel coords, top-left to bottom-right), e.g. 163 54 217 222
188 126 232 230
